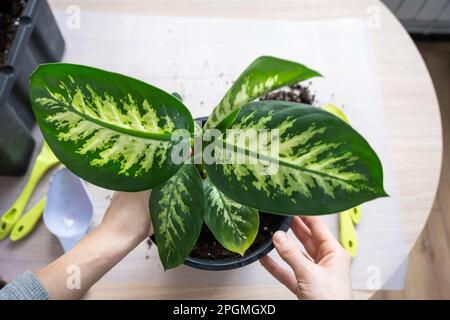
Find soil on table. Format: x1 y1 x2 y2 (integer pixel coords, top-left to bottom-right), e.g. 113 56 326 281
260 83 315 105
0 0 28 66
190 212 285 260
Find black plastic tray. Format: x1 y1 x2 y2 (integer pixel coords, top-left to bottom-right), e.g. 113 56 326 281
0 0 64 176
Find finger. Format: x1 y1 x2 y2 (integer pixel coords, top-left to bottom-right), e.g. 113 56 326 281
260 256 297 294
291 217 317 260
272 231 313 277
302 216 341 248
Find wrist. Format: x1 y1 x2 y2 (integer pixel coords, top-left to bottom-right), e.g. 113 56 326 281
100 191 151 245
95 222 144 256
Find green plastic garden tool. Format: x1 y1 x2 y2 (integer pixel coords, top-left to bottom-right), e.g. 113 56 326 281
349 206 362 225
322 103 350 123
10 197 47 241
0 143 59 240
339 209 359 257
322 103 362 257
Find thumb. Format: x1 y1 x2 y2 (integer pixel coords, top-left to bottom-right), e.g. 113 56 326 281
273 231 313 277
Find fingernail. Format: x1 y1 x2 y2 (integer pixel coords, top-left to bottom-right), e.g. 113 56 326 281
273 231 287 244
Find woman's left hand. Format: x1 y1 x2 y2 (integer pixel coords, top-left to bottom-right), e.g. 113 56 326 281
100 191 152 244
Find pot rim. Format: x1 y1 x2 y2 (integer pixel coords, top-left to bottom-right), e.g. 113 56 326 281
184 214 292 271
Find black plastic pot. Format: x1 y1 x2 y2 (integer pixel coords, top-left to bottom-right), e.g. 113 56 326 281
151 213 292 271
185 214 292 271
0 0 65 176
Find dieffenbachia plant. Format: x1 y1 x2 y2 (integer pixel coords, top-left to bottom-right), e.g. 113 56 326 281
30 56 387 270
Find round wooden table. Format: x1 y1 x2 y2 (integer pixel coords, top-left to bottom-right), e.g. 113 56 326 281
2 0 442 299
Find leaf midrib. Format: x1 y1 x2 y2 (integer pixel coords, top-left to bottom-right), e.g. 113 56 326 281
219 140 362 186
62 100 174 141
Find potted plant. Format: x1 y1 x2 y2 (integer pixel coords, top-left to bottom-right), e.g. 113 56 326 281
29 56 386 270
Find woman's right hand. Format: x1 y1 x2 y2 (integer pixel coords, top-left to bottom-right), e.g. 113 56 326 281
260 216 353 300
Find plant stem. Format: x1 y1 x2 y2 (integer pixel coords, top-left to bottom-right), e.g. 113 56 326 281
195 163 207 180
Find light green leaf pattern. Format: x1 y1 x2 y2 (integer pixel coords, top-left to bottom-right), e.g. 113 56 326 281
206 101 386 215
222 112 365 199
150 164 204 269
31 63 194 191
36 78 174 177
204 56 321 130
204 179 259 255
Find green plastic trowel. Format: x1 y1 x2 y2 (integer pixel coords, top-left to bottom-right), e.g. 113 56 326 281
10 197 47 241
0 143 59 240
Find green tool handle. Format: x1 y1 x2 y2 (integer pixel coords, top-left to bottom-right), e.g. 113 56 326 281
339 211 358 258
349 206 362 225
10 197 47 242
0 162 48 240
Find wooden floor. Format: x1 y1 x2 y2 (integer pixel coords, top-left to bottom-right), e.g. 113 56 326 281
373 41 450 300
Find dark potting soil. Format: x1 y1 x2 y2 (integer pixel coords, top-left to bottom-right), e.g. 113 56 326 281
0 0 28 66
260 83 315 105
190 212 284 260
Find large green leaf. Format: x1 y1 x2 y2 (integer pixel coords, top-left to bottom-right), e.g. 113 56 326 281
205 101 387 215
30 63 194 191
203 179 259 255
204 56 321 130
149 163 204 270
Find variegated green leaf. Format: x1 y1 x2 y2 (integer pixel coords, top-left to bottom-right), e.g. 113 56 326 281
204 179 259 255
149 163 204 269
30 63 194 191
205 101 387 215
204 56 321 130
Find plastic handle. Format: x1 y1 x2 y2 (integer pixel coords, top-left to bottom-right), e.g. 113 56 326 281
322 103 350 123
339 211 358 257
349 206 362 225
0 162 47 240
10 197 47 242
0 144 58 240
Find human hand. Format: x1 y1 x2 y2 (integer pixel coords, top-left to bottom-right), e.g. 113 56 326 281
99 191 152 245
260 216 352 300
36 191 152 299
